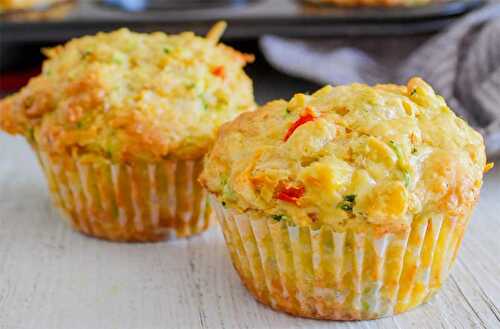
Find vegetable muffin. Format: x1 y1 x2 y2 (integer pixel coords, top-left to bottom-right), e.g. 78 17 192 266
1 0 59 12
0 0 74 21
200 78 490 319
0 23 256 241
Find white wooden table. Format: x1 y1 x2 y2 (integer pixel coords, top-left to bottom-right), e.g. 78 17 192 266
0 133 499 329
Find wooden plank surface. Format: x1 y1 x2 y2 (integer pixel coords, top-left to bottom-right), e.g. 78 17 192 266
0 133 499 329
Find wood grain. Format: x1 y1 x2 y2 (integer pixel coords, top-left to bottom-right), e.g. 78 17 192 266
0 133 499 329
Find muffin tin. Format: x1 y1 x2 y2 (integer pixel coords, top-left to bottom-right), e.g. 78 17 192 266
0 0 485 42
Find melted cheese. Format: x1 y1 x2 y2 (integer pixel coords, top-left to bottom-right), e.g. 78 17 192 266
0 26 255 162
200 78 487 231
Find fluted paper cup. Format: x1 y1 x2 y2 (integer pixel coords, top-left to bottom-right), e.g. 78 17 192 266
35 149 214 242
210 195 469 320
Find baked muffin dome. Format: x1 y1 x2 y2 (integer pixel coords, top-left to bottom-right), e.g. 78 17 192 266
200 77 487 232
0 0 60 12
0 24 255 242
201 77 489 319
0 25 255 162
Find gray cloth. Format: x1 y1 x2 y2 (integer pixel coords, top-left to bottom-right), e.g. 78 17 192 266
260 5 500 158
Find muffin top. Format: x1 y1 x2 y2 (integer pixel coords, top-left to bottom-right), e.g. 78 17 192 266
200 78 488 232
0 23 255 162
0 0 57 12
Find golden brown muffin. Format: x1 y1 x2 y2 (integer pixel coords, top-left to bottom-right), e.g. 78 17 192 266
200 78 490 319
0 0 74 21
0 22 256 242
0 0 58 11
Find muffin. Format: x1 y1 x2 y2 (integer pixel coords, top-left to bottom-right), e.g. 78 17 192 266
304 0 431 7
0 0 59 12
0 0 74 21
200 78 490 319
0 22 255 242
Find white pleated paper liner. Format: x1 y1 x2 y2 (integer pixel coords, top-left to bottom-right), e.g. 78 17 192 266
211 195 469 320
35 149 214 241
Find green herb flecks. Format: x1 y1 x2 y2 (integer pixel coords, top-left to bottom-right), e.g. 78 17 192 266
403 171 411 188
388 141 404 164
199 95 209 111
220 176 236 205
105 141 119 160
220 176 228 187
112 54 124 65
80 50 92 60
388 140 411 188
339 204 352 211
163 47 172 54
271 214 288 222
223 183 235 200
344 194 355 203
26 127 35 142
337 194 356 212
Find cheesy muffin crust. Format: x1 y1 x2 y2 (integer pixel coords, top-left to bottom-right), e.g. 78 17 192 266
200 78 487 233
0 0 60 13
0 25 255 162
0 23 255 241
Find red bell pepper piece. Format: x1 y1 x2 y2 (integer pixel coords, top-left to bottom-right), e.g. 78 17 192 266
276 185 305 204
283 107 316 142
211 65 225 78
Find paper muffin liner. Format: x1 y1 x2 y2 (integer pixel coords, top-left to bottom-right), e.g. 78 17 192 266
211 195 469 320
34 149 214 242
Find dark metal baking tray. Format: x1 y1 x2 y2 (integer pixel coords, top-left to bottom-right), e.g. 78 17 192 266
0 0 485 43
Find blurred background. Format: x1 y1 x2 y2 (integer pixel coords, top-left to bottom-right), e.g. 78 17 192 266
0 0 491 104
